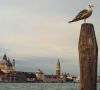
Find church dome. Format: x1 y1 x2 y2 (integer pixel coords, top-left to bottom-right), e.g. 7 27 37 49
36 69 43 74
3 53 7 60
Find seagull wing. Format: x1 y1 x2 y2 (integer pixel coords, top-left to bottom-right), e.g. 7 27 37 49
68 9 89 23
74 9 88 20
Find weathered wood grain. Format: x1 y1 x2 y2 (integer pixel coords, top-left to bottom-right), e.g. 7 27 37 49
78 23 98 90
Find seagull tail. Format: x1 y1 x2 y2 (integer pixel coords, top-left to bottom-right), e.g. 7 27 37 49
68 21 73 23
68 20 75 23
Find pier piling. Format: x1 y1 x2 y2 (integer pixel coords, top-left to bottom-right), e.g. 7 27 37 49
78 23 98 90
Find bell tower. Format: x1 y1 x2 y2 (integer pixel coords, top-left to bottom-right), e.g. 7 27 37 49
12 59 16 71
56 59 61 77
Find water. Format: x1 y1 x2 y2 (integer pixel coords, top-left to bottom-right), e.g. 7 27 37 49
0 83 100 90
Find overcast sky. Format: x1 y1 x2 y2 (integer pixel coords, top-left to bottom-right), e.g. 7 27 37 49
0 0 100 75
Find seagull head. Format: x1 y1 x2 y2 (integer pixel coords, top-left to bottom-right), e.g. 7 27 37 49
88 4 94 8
86 4 94 11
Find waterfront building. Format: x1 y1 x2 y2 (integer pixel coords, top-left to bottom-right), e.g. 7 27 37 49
66 73 73 82
42 59 63 83
0 53 16 73
56 59 61 78
66 73 73 80
7 71 37 82
43 75 63 83
25 72 37 82
73 75 80 83
0 69 6 81
60 73 67 82
35 69 44 80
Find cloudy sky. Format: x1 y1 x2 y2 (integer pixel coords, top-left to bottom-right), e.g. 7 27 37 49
0 0 100 75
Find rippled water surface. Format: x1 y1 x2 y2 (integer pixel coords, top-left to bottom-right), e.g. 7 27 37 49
0 83 100 90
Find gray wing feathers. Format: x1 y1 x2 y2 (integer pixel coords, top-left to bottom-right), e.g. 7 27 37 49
68 9 88 23
74 9 88 19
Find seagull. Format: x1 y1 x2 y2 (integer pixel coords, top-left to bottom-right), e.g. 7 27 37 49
68 5 94 23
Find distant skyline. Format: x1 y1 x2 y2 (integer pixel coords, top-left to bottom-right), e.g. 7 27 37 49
0 0 100 75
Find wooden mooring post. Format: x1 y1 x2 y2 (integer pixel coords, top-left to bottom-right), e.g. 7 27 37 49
78 23 98 90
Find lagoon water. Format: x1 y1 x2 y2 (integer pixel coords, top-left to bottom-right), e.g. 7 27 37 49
0 83 100 90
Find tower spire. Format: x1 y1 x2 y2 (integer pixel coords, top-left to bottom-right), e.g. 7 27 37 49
3 53 7 60
57 58 60 65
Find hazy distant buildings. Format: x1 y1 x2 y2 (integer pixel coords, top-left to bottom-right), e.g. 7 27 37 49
0 53 16 73
0 54 79 83
1 54 99 83
0 54 37 82
41 59 65 83
13 71 37 82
